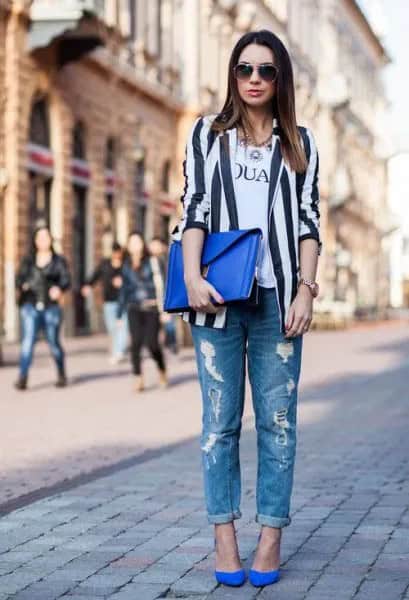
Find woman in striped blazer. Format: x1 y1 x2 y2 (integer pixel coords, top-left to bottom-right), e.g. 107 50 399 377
172 29 321 587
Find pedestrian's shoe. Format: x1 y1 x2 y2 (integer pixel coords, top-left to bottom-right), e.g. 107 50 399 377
134 375 144 392
55 371 67 388
14 375 28 391
109 353 126 366
158 368 169 388
248 568 280 587
214 538 246 587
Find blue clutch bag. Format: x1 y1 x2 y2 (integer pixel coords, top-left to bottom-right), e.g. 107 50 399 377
163 228 262 313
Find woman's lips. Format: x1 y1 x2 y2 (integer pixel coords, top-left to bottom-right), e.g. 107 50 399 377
247 90 263 96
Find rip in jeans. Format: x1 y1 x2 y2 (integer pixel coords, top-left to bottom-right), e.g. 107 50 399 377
201 432 218 469
200 340 224 382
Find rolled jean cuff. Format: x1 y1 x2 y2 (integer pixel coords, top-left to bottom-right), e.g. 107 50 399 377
207 510 242 524
256 513 291 528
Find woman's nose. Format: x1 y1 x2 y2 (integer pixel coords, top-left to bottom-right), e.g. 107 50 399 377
249 68 261 84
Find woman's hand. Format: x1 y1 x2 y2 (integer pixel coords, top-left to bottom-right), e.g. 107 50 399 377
285 286 313 338
49 286 62 301
160 312 171 324
185 275 224 314
81 284 91 297
112 275 122 289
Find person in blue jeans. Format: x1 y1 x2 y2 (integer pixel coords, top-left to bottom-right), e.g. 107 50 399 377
171 30 321 587
15 224 71 390
82 242 128 364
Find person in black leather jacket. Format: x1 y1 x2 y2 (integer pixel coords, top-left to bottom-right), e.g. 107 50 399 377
14 224 71 390
81 241 129 364
118 231 168 392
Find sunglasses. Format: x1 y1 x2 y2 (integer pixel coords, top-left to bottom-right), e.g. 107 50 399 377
233 62 279 83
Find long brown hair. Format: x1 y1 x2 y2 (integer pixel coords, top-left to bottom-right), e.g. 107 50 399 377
212 29 308 173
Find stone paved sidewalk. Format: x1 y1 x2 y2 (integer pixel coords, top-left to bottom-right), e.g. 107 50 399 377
1 325 409 598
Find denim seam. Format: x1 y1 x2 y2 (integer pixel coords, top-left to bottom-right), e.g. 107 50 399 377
228 435 234 519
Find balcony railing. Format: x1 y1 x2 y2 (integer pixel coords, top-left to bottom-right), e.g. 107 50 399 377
30 0 106 22
29 0 109 64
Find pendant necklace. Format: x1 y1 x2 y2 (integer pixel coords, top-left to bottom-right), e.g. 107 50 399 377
238 123 274 162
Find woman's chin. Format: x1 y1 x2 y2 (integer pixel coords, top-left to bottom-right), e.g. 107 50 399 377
242 96 271 108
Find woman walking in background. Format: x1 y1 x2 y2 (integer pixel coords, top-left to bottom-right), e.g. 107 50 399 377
15 224 71 390
82 241 128 365
118 231 168 392
171 30 321 587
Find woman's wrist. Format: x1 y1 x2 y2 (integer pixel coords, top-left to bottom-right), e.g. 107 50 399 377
297 284 314 300
184 272 202 286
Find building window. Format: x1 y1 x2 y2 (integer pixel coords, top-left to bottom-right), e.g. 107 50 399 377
29 97 50 147
29 174 51 232
134 155 146 235
73 121 86 159
28 96 52 237
157 0 162 57
162 159 170 192
160 215 170 243
106 137 116 169
103 137 117 255
129 0 137 39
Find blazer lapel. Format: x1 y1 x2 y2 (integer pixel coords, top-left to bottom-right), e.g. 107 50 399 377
219 129 239 230
267 136 284 221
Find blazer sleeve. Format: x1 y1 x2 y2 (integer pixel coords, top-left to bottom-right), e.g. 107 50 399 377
171 116 210 242
297 127 322 256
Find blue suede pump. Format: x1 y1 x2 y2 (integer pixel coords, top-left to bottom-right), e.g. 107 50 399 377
248 567 280 587
249 531 281 587
215 569 247 586
214 539 246 587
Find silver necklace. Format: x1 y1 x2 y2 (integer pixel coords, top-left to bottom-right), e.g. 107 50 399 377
238 125 274 162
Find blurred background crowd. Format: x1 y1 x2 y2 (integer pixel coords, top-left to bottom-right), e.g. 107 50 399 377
0 0 407 364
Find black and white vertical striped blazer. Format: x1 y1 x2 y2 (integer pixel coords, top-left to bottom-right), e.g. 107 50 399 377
171 113 322 333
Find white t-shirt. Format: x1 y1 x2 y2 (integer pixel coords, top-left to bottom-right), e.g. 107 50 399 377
234 142 275 288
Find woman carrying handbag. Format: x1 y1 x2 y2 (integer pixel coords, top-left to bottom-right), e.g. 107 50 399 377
170 30 321 588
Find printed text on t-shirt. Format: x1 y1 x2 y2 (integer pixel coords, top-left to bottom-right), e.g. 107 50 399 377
235 163 269 183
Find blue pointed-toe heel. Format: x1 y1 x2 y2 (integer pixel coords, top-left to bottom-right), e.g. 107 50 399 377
215 569 247 586
248 568 280 587
214 538 246 587
249 531 281 587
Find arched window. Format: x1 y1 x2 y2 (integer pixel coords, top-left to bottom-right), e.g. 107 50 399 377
73 121 86 159
162 159 171 192
105 137 116 170
29 97 50 147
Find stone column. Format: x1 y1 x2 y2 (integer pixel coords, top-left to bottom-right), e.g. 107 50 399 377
49 86 74 333
181 0 200 108
0 5 7 357
3 4 31 341
87 115 106 332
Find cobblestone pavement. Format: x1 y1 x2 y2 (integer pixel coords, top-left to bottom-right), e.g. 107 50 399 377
1 322 406 506
1 321 409 599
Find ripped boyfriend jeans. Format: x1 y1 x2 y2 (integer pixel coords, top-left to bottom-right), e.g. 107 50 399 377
190 287 303 529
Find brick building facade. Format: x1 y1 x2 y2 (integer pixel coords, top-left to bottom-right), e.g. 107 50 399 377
0 0 391 347
1 0 187 340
